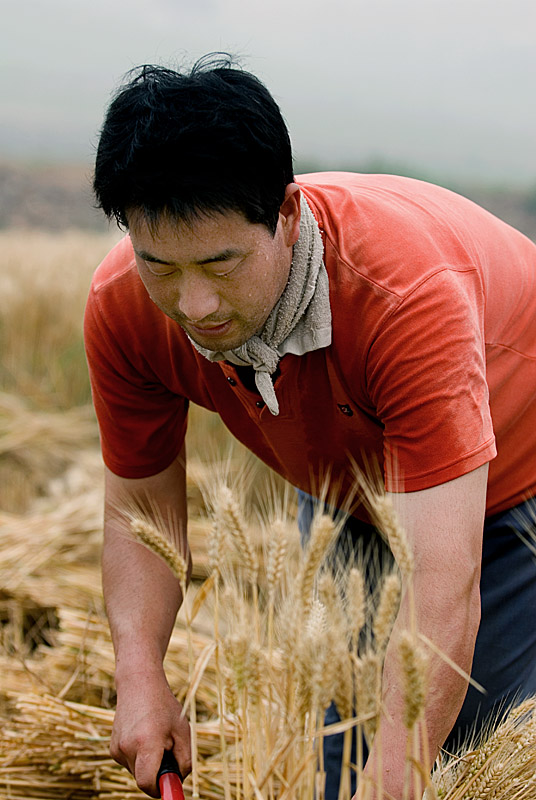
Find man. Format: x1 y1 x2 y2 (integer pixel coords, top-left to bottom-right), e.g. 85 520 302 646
86 56 536 799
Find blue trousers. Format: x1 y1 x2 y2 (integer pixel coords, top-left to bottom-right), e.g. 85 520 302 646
297 493 536 800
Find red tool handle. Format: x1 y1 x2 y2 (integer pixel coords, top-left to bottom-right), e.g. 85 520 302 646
157 750 185 800
159 771 185 800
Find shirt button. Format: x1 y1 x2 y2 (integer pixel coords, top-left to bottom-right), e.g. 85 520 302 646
227 376 237 386
256 400 264 409
338 403 353 417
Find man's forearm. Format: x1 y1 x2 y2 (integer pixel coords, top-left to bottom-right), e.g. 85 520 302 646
361 574 481 799
102 518 185 682
102 454 189 681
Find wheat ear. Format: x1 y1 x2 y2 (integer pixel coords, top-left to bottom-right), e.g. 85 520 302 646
129 517 188 588
399 630 429 730
373 572 401 655
215 484 258 584
266 518 288 605
371 495 414 580
297 514 336 616
346 566 366 653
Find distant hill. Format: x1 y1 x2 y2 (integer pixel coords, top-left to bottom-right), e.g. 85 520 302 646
1 161 535 242
0 163 111 232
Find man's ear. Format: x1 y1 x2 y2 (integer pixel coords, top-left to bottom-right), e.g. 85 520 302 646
279 183 302 246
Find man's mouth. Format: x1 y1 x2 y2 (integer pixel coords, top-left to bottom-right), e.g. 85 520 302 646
187 319 233 337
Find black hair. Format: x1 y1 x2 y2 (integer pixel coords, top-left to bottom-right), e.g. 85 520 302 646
93 54 294 234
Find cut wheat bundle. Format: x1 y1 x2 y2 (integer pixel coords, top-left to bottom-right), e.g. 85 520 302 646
0 395 98 459
430 696 536 800
1 602 221 721
0 493 103 604
0 692 235 800
0 395 100 513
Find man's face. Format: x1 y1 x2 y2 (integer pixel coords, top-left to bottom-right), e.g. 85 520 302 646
128 189 300 352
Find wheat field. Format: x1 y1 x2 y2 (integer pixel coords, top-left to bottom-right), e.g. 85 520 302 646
0 228 535 800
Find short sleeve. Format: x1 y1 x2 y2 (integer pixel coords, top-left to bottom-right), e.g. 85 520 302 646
84 284 188 478
366 267 497 491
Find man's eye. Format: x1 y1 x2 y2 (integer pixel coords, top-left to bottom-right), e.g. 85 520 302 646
145 262 173 277
211 262 240 278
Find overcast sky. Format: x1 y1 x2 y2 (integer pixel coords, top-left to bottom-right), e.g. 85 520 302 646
2 0 536 186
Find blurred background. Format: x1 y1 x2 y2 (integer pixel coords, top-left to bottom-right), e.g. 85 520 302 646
2 0 536 234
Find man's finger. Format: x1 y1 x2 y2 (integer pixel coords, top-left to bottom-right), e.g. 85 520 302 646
133 748 163 798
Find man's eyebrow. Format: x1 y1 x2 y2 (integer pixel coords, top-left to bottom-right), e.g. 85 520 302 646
134 248 244 266
134 249 172 265
196 248 243 266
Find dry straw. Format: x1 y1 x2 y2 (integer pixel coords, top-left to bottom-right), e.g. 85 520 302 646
1 234 534 800
3 460 536 799
431 697 536 800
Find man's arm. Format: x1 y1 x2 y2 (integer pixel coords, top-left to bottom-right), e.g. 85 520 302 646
358 463 488 800
102 450 191 798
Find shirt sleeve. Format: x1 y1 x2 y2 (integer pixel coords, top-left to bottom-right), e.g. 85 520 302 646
365 266 497 492
84 283 188 479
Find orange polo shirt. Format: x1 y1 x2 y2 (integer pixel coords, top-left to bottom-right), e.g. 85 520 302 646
84 173 536 519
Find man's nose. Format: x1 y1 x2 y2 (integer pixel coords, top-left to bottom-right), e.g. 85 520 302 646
176 273 220 321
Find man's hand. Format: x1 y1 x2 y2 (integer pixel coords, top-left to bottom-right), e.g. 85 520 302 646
111 669 191 797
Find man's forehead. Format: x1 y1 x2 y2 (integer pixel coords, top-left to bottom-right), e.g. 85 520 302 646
128 208 262 265
126 205 250 235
